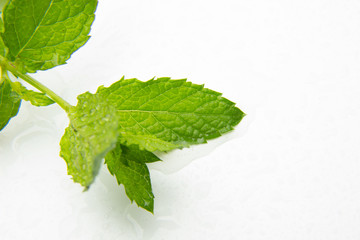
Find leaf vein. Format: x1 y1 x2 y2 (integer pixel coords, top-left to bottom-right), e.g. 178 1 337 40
15 0 55 57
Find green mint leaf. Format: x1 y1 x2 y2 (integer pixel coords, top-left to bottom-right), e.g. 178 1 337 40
9 81 54 106
60 92 119 189
97 77 245 150
0 78 21 131
2 0 98 73
105 143 157 213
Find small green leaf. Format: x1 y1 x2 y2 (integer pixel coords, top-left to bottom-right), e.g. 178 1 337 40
60 92 119 188
105 143 158 213
98 77 245 151
0 78 21 131
2 0 98 72
9 81 54 106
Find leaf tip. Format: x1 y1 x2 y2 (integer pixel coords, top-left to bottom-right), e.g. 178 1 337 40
141 200 154 214
83 186 90 192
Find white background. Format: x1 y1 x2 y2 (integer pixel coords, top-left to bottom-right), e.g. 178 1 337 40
1 0 360 239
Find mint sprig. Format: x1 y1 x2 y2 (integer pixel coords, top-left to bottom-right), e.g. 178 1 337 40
0 0 245 213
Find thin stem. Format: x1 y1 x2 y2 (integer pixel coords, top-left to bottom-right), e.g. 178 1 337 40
0 56 72 112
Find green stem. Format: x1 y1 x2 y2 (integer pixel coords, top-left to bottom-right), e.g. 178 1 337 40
0 56 72 112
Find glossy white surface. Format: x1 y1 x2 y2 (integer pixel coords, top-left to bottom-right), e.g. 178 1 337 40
1 0 360 239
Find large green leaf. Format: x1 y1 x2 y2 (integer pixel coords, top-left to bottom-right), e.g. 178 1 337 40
60 92 119 188
2 0 98 72
105 144 159 213
98 77 245 151
0 78 21 131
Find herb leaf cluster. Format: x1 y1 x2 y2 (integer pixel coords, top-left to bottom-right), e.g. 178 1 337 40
0 0 245 213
